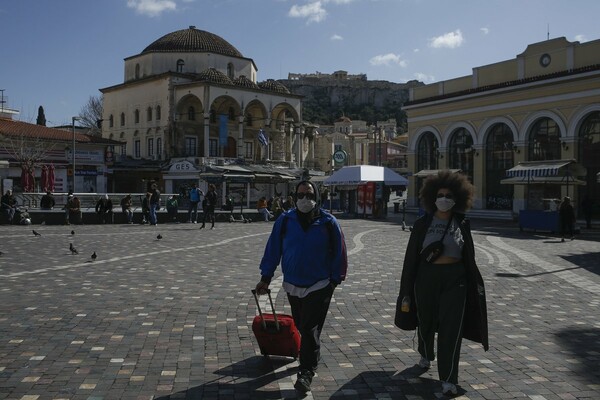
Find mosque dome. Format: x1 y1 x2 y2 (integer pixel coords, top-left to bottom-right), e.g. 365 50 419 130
142 26 243 58
258 79 291 94
196 68 234 85
233 75 259 89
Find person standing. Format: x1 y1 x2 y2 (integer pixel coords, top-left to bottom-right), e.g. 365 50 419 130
1 189 18 224
95 194 113 224
120 194 134 224
396 170 488 396
255 181 347 394
187 183 202 223
167 194 180 223
200 184 217 230
149 184 161 226
141 193 151 224
559 196 576 241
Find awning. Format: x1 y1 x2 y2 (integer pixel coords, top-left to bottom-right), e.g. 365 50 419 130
505 159 585 178
323 165 409 186
414 169 461 178
501 176 586 186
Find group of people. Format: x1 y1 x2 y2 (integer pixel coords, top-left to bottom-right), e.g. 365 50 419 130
256 194 295 222
255 173 488 397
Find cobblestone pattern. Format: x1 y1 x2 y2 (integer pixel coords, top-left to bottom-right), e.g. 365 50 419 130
0 219 598 399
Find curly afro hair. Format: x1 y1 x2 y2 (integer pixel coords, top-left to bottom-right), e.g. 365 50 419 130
419 170 475 213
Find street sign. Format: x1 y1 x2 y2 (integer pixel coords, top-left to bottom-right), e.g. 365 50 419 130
333 150 347 165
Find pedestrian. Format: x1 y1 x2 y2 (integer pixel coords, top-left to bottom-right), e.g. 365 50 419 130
581 195 593 229
559 196 576 241
257 196 274 221
1 189 18 224
255 180 347 394
95 194 113 224
66 195 82 225
149 184 161 226
40 191 56 210
141 193 151 224
272 195 283 219
167 194 180 222
395 170 488 396
187 183 202 223
283 195 295 211
120 194 134 224
200 184 217 230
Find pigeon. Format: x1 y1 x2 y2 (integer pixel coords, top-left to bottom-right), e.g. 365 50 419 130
91 252 97 261
0 251 4 256
69 243 78 255
156 234 163 240
32 230 42 236
71 230 75 235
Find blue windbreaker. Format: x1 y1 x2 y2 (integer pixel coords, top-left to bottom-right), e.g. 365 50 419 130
259 209 345 287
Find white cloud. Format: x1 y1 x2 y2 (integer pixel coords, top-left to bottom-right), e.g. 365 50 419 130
369 53 407 67
289 1 327 23
127 0 176 17
480 27 489 35
575 34 587 42
330 34 343 41
414 72 435 83
413 48 420 53
428 29 464 49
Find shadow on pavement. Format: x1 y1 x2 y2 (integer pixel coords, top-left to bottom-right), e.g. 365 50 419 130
329 366 457 399
555 327 600 385
154 356 298 400
495 251 600 278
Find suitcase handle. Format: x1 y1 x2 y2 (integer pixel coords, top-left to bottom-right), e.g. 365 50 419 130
251 288 280 331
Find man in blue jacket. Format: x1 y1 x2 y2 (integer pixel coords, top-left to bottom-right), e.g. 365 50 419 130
255 180 347 394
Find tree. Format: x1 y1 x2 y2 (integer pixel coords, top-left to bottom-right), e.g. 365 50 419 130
78 95 103 136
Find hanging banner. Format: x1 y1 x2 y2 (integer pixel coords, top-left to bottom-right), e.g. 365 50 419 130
219 114 228 147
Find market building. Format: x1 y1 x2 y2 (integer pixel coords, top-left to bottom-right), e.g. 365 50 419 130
403 37 600 220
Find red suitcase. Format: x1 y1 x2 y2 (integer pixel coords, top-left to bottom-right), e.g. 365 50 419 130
251 289 301 358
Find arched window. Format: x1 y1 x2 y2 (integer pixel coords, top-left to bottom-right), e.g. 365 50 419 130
246 113 253 127
134 109 140 124
228 107 235 121
188 106 195 121
528 118 561 161
156 138 163 160
109 114 114 128
147 138 154 157
485 123 514 209
416 132 438 172
177 59 184 73
120 113 125 126
448 128 474 181
227 63 234 79
135 64 140 79
147 107 152 121
578 111 600 216
156 105 161 121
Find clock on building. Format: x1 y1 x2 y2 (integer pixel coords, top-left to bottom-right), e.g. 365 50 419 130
539 53 551 67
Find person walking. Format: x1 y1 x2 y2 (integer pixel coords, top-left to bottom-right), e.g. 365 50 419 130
149 184 161 226
559 196 576 241
120 194 134 224
396 170 488 396
255 180 347 394
167 194 180 223
187 183 202 223
199 184 217 230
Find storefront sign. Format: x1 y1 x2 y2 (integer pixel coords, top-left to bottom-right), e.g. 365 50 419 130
169 160 197 172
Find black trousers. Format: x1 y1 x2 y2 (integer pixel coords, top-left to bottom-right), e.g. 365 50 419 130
415 260 466 384
287 284 334 372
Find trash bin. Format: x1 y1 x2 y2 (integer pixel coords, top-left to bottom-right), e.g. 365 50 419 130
393 202 400 214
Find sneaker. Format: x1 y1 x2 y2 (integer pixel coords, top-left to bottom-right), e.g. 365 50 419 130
442 381 457 396
294 370 314 393
418 356 431 369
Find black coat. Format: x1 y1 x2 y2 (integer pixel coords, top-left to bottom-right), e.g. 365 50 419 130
397 213 489 351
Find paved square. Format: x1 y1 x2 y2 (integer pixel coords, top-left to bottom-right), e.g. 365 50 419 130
0 217 598 399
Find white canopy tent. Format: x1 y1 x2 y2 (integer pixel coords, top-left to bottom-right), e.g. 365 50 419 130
323 165 409 186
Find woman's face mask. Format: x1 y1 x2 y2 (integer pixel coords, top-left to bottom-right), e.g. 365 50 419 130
435 192 455 212
296 191 316 213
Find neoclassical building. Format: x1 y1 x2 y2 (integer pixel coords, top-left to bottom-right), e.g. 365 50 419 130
404 37 600 217
100 26 309 193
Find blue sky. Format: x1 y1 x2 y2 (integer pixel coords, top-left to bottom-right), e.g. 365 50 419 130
2 0 600 127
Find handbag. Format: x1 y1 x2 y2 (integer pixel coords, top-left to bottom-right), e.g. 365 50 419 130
394 294 417 330
419 217 452 263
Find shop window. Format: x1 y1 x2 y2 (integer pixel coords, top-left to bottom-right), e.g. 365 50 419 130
185 137 197 156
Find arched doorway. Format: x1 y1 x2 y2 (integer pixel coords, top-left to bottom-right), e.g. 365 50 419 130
578 111 600 219
416 132 439 197
485 123 514 209
224 137 237 158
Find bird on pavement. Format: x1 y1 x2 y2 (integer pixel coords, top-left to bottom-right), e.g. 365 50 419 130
69 243 78 255
91 252 97 261
157 234 163 240
32 230 42 236
0 251 4 256
71 230 75 235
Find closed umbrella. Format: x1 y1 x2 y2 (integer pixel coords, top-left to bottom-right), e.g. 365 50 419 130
41 165 49 191
48 164 56 192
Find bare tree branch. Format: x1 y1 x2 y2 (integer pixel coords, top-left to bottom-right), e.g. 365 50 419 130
0 134 58 169
78 95 103 136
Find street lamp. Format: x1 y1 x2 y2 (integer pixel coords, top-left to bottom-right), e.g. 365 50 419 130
71 117 80 192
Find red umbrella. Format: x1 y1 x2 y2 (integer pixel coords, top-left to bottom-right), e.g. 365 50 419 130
48 164 55 192
28 166 36 192
41 165 49 191
21 165 29 192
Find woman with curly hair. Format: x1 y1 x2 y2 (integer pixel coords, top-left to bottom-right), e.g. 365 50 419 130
395 170 488 396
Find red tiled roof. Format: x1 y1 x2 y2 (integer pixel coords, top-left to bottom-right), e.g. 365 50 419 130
0 118 122 144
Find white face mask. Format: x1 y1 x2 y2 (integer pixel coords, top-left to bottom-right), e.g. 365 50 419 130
296 197 317 213
435 197 455 212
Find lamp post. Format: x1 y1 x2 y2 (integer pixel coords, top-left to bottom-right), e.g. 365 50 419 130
71 117 80 192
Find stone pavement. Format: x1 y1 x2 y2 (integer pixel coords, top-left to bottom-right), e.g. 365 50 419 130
0 216 598 399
